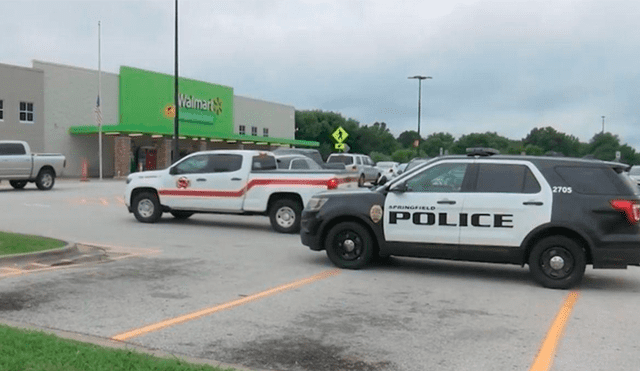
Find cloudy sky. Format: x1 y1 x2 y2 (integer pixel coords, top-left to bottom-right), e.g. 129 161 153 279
2 0 639 147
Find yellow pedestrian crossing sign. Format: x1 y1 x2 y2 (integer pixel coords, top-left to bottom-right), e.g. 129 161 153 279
335 143 345 150
332 126 349 143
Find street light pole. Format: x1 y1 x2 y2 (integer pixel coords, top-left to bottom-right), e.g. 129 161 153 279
602 116 605 134
408 75 432 139
173 0 180 163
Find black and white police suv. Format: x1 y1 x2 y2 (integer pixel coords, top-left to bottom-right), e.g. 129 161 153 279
300 148 640 289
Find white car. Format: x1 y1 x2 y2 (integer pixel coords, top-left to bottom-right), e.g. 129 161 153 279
376 161 400 180
326 153 379 186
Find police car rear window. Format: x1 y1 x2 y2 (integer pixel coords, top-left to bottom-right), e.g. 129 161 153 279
475 164 541 193
555 166 621 195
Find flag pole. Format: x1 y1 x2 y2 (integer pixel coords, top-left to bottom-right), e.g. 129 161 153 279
98 21 103 180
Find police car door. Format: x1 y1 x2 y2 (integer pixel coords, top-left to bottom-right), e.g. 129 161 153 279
384 160 472 247
458 161 552 249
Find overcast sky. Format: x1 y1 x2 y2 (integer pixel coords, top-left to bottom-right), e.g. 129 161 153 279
2 0 639 147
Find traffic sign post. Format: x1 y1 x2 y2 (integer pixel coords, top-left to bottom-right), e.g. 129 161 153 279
331 126 349 152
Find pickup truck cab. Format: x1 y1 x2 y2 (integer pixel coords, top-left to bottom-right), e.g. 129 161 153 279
0 140 66 190
124 150 357 233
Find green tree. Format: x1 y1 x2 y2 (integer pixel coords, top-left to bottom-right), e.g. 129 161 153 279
587 132 622 161
295 110 360 159
353 122 398 156
420 132 455 157
397 130 421 148
523 127 581 157
450 132 511 154
391 148 415 163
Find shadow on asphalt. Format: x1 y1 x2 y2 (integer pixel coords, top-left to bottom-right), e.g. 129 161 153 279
300 254 640 292
148 216 275 233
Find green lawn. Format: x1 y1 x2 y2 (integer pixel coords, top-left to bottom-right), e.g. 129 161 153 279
0 231 66 256
0 325 236 371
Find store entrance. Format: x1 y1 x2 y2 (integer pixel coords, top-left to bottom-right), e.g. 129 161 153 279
135 146 157 172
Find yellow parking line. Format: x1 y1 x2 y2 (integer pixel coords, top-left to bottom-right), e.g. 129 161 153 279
112 268 341 342
529 291 580 371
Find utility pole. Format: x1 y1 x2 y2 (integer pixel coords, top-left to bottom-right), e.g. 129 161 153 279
602 116 605 133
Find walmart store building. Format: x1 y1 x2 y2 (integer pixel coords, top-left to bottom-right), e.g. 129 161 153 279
0 60 318 178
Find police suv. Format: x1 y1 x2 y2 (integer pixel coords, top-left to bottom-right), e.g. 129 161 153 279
300 148 640 289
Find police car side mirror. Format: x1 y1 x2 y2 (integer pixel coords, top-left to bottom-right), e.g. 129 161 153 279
390 182 408 193
377 175 388 186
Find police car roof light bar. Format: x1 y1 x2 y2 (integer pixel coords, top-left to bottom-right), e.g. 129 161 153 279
466 147 500 157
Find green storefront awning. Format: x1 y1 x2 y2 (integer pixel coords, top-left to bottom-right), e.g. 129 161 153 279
68 125 320 148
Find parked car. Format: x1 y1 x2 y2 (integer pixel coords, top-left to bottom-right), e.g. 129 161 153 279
272 148 345 170
375 161 400 179
326 153 379 187
302 147 640 289
276 155 323 170
0 140 66 190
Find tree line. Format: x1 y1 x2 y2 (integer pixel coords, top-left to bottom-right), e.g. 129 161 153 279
295 110 640 165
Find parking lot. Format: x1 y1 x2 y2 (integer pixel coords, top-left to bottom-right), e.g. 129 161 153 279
1 178 640 371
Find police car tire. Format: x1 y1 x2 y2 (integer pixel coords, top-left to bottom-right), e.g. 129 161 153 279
269 199 302 234
325 222 374 269
170 211 194 220
528 236 586 289
133 192 162 223
358 174 365 187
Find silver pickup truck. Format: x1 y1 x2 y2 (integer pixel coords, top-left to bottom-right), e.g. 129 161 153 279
0 140 66 190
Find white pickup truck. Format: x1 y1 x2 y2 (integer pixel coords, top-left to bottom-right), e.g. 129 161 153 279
124 150 357 233
0 140 66 190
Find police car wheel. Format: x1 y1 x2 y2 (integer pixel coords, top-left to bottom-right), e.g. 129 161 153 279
528 236 586 289
325 222 373 269
133 192 162 223
357 175 365 187
269 199 302 233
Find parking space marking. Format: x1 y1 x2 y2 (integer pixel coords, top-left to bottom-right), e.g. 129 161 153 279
111 268 342 342
529 291 580 371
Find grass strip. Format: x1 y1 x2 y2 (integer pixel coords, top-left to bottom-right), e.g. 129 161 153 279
0 325 236 371
0 231 66 256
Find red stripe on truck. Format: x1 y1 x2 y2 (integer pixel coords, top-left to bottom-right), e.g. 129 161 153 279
158 177 356 198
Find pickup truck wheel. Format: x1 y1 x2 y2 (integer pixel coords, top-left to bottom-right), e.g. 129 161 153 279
357 174 365 187
325 222 373 269
133 192 162 223
269 199 302 233
36 169 55 190
170 211 194 220
528 236 586 289
9 180 28 189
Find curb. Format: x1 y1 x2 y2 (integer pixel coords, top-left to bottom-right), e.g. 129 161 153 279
0 242 77 266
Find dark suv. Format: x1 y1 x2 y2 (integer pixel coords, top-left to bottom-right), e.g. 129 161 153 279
300 148 640 289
